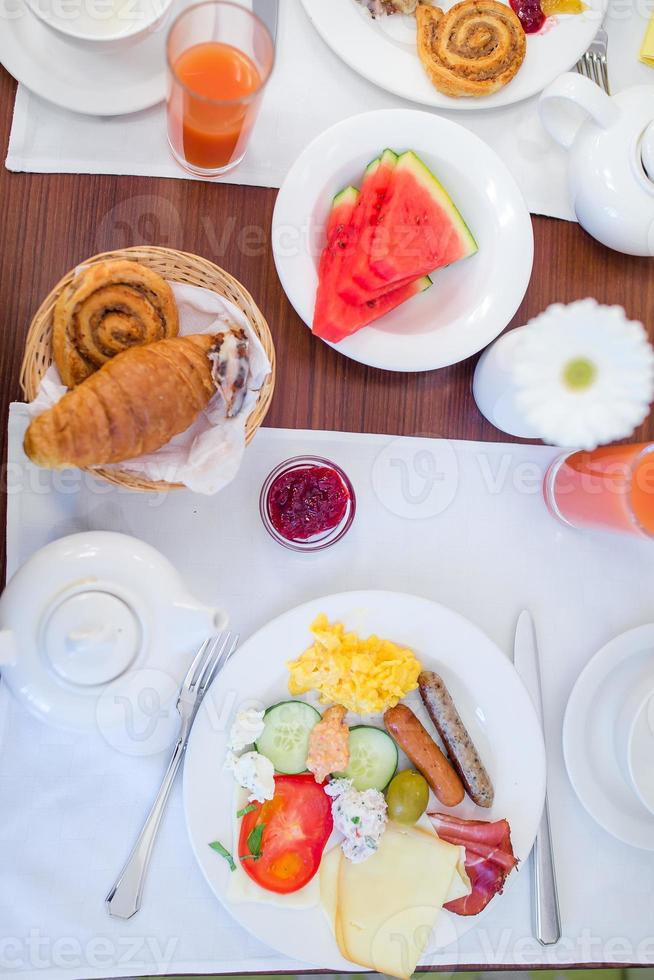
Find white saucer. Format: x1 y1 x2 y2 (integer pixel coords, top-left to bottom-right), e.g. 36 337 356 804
272 108 533 373
563 623 654 850
0 0 175 115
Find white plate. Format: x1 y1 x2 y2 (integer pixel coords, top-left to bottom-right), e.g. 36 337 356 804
183 590 546 971
563 623 654 851
300 0 607 111
272 109 533 372
0 0 173 115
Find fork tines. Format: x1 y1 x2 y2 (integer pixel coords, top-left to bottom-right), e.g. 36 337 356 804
575 28 610 94
184 632 238 703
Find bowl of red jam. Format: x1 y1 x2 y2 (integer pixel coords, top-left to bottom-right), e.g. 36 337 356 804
260 456 356 552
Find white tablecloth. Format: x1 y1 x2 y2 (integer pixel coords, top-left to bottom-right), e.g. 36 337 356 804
5 0 653 221
2 403 654 979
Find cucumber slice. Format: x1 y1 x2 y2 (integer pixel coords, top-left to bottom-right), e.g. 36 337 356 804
335 725 398 791
256 700 321 774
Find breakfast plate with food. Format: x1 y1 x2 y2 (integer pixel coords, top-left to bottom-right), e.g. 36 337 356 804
300 0 606 110
272 108 533 372
183 591 546 977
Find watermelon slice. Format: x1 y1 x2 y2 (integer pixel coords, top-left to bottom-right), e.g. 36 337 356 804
337 149 406 306
359 150 478 291
313 186 432 344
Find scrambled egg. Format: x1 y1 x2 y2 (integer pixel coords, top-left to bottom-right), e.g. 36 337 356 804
287 615 421 715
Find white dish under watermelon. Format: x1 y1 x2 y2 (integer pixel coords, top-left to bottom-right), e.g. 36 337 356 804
272 109 534 373
183 590 546 971
300 0 607 111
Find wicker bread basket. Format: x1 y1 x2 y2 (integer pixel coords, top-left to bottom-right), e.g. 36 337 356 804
20 246 276 492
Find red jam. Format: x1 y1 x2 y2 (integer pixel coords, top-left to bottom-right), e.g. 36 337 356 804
267 465 350 541
509 0 545 32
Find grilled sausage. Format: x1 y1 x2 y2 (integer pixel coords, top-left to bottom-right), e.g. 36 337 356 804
418 671 495 808
384 704 464 807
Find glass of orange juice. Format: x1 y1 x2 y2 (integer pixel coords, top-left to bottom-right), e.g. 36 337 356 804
166 1 274 178
544 444 654 538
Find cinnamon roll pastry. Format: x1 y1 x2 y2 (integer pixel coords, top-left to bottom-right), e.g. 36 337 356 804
53 260 179 387
416 0 526 98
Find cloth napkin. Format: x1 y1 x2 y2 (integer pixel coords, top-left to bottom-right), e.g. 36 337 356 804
26 282 271 494
640 9 654 66
3 410 654 980
5 0 652 222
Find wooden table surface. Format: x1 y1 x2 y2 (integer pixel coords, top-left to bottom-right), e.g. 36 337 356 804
2 65 654 973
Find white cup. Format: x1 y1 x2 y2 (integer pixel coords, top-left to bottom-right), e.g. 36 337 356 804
616 682 654 817
24 0 175 48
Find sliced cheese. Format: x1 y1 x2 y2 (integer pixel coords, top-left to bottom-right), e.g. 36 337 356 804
335 822 461 979
319 845 341 933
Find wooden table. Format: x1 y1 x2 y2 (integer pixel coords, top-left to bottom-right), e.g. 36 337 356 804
2 67 654 973
2 70 653 547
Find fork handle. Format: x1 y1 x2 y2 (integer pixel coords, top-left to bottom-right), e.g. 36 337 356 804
106 735 186 919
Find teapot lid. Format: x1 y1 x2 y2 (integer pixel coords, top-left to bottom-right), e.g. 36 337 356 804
43 590 141 686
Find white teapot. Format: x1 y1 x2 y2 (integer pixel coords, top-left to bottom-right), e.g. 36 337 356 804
0 532 227 733
539 73 654 256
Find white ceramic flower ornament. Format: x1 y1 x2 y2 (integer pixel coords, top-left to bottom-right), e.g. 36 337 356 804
473 300 654 450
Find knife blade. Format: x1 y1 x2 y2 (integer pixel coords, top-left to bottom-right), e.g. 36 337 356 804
514 610 562 946
252 0 278 41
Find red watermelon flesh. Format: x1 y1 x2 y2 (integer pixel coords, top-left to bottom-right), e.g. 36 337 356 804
360 150 478 291
313 186 433 344
337 149 403 305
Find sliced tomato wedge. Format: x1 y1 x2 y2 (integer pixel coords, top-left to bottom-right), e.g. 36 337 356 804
238 773 333 894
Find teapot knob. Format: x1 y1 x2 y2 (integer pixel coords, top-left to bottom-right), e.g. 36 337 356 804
642 122 654 183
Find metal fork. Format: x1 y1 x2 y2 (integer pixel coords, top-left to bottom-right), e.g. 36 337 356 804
106 631 239 919
575 26 610 94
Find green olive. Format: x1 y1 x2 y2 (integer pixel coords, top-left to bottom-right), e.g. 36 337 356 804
385 770 430 825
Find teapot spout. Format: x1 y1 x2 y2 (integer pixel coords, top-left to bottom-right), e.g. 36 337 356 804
169 595 229 646
0 629 18 667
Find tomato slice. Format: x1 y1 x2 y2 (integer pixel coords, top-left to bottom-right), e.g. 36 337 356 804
238 773 333 894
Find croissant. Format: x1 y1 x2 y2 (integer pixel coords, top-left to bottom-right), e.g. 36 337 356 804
53 260 179 388
24 334 218 469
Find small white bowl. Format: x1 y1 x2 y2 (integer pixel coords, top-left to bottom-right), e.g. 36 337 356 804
616 682 654 817
24 0 175 47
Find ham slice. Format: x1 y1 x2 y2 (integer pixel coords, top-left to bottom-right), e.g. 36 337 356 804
428 812 518 916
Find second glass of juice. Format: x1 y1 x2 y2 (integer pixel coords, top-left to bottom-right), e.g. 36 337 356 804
544 443 654 538
166 1 274 177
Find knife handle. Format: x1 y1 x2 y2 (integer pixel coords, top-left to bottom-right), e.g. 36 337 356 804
533 797 562 945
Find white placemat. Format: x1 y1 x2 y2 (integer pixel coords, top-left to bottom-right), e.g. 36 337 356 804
3 402 654 980
5 0 653 221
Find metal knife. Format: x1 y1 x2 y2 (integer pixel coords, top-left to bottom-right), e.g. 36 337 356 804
253 0 278 41
514 610 562 946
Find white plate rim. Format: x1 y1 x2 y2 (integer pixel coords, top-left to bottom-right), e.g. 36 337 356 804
183 589 546 971
299 0 608 112
0 1 167 116
562 622 654 851
272 108 534 373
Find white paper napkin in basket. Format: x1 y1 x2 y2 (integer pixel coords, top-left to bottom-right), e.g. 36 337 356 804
26 281 272 494
3 411 654 980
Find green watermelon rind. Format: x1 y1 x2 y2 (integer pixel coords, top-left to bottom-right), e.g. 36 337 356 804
394 150 478 258
333 185 359 208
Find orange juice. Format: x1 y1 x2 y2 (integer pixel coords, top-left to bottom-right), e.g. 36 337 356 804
170 42 262 171
545 444 654 537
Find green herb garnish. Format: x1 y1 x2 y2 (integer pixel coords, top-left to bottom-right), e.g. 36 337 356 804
237 803 257 819
209 840 236 872
351 816 360 825
246 823 265 858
